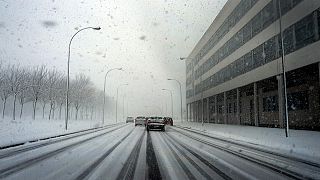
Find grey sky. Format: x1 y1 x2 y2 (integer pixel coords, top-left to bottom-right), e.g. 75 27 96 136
0 0 227 117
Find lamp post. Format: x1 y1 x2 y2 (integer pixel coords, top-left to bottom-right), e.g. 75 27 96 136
277 0 289 137
168 78 183 122
116 83 128 123
162 88 173 118
65 26 101 130
102 67 123 125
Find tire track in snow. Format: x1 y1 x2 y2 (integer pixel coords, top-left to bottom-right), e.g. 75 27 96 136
116 130 145 180
146 131 162 180
74 129 135 180
0 125 127 179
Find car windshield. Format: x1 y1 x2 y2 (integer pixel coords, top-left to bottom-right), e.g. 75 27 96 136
1 1 320 179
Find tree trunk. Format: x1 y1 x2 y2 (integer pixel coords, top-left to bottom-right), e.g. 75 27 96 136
59 103 63 120
32 99 38 120
75 108 79 120
49 103 53 120
42 103 46 119
2 98 7 119
90 107 94 121
20 102 24 119
85 107 88 120
12 94 17 120
52 103 55 120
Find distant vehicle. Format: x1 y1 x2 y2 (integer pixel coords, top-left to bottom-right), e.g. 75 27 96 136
163 117 173 126
146 116 165 131
126 117 134 123
135 116 146 126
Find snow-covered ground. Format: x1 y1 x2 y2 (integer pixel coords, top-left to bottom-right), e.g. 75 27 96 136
175 122 320 163
0 117 108 147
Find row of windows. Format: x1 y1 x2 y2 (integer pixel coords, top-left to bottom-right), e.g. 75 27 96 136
187 0 303 85
187 0 259 70
190 91 309 115
189 8 319 98
193 0 303 81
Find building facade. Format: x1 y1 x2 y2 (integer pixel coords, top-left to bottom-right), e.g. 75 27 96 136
185 0 320 131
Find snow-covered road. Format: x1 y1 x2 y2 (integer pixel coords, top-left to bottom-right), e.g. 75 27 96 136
0 124 319 180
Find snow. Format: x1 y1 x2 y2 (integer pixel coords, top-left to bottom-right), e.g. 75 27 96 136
0 117 106 147
175 122 320 163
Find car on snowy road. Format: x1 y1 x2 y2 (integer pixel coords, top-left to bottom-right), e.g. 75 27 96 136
135 116 146 126
163 117 173 126
146 117 165 131
126 116 134 123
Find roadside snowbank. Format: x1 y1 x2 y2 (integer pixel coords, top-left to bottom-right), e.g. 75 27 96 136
0 117 106 147
175 122 320 163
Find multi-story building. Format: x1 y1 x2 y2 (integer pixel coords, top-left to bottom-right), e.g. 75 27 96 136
185 0 320 131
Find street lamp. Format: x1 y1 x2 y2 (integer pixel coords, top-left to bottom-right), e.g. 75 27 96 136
65 26 101 130
162 88 173 119
102 67 123 125
116 83 128 123
167 78 183 122
277 0 289 137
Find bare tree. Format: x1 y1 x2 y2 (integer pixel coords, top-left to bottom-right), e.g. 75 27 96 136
0 65 10 118
16 68 32 119
70 74 92 120
29 66 47 120
6 65 27 120
46 70 62 120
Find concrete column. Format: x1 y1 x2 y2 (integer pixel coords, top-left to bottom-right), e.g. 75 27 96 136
224 92 227 124
207 98 210 123
186 104 189 122
314 11 319 41
236 88 240 125
195 101 199 122
319 62 320 101
193 103 195 122
191 103 194 122
201 98 204 124
214 95 218 123
278 75 284 128
319 63 320 84
254 82 259 126
194 102 196 122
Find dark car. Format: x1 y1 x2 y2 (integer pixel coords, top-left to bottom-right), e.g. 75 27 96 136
135 116 146 126
163 117 173 126
146 117 165 131
126 116 134 123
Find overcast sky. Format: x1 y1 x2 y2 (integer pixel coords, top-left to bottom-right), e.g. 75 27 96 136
0 0 227 118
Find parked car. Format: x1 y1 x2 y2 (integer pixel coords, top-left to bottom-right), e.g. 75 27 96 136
135 116 146 126
163 117 173 126
146 116 165 131
126 116 134 123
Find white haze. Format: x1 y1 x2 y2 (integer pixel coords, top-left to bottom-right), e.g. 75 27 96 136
0 0 227 119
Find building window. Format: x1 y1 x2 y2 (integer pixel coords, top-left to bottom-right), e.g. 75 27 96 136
242 22 252 43
228 103 232 114
280 0 292 15
243 52 253 72
252 12 262 37
262 2 275 29
288 91 309 111
263 96 279 112
218 105 223 114
264 36 277 63
295 14 315 50
283 26 295 55
253 44 265 68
